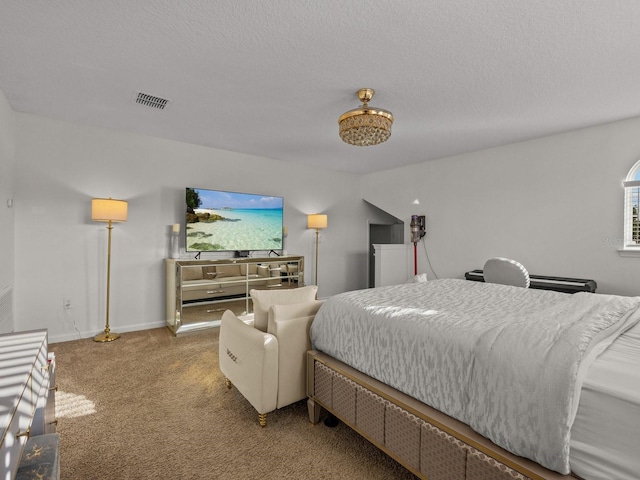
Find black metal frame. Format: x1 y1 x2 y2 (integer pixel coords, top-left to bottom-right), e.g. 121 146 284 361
464 270 597 294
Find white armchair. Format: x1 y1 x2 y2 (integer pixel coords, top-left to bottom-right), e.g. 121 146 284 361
219 286 321 426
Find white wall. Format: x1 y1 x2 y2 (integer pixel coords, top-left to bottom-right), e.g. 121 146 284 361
14 113 368 342
363 116 640 296
11 105 640 343
0 88 16 333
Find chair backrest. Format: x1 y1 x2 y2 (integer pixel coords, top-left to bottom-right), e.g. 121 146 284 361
483 257 530 288
250 285 318 331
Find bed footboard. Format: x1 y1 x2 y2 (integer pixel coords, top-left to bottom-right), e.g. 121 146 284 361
306 351 577 480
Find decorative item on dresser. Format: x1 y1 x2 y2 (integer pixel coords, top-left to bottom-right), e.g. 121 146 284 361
165 255 304 335
170 223 180 259
0 329 58 480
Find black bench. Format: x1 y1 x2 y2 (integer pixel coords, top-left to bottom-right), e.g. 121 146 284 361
464 269 597 294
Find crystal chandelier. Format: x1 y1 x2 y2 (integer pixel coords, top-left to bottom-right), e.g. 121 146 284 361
339 88 393 146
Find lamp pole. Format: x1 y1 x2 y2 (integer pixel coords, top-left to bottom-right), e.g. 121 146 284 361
307 213 327 287
314 228 320 285
95 219 120 342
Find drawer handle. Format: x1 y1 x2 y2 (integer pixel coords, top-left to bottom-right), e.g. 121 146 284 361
206 308 225 313
206 289 225 294
50 384 59 392
48 419 59 426
17 427 31 440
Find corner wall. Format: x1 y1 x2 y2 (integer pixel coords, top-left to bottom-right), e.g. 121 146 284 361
0 87 16 333
362 116 640 296
14 114 368 342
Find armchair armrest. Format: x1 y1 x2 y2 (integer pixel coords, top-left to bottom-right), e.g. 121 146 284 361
219 310 279 414
267 300 324 408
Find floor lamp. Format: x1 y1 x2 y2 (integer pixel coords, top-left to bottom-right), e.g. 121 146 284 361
307 213 327 286
92 198 128 342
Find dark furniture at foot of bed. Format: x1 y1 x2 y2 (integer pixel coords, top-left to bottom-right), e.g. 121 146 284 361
307 351 577 480
464 270 597 294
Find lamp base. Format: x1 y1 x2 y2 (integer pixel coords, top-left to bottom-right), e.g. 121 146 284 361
93 331 121 342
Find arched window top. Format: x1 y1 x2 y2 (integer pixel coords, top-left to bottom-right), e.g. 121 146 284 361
624 159 640 183
623 159 640 250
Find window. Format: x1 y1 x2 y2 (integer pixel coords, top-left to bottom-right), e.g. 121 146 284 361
623 159 640 249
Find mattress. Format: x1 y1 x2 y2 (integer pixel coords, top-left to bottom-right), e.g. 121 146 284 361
569 319 640 480
310 279 640 478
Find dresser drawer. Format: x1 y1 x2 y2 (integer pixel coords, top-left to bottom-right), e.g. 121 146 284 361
0 330 49 480
32 364 52 437
2 376 38 480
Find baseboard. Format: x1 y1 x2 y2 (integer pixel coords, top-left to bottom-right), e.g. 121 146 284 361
49 320 166 344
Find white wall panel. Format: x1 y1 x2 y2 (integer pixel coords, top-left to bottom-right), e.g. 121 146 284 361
13 114 368 342
363 116 640 297
0 87 15 322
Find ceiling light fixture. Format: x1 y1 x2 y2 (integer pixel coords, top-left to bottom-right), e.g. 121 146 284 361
339 88 393 147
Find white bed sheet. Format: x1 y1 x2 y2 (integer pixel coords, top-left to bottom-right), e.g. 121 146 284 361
570 320 640 480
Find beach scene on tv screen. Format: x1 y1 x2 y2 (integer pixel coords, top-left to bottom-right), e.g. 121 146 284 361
186 188 283 252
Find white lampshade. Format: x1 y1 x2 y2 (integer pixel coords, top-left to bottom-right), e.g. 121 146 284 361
307 214 327 230
92 198 128 223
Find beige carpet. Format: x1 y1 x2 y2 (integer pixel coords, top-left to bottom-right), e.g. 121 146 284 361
50 327 418 479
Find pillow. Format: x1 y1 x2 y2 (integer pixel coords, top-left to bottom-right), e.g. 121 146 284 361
406 273 427 283
250 285 318 332
267 300 324 336
215 264 242 278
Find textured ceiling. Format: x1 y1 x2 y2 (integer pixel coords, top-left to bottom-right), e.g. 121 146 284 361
1 1 640 174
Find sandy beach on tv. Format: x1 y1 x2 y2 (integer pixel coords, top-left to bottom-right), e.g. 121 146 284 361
187 208 283 251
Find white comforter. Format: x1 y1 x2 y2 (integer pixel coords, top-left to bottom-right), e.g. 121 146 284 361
309 279 640 474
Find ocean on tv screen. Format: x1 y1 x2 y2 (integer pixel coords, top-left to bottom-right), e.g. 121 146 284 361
185 189 283 252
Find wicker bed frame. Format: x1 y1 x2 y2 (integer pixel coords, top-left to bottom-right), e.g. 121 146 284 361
306 350 580 480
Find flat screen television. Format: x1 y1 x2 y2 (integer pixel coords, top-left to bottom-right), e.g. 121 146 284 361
185 187 284 253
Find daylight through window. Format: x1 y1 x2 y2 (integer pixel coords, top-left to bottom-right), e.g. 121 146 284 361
623 159 640 247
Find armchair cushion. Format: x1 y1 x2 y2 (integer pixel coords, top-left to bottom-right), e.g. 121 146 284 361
250 285 318 332
268 300 323 408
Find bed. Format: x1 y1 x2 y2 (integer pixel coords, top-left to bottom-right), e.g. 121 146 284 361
306 279 640 480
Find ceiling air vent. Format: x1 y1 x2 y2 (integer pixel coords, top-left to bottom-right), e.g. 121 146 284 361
134 92 171 110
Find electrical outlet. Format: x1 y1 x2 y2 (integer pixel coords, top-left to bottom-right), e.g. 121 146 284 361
63 298 72 310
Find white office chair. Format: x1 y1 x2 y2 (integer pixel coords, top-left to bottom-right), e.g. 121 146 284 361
483 257 530 288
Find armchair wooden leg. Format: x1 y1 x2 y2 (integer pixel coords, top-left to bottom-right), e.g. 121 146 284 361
258 413 267 427
225 378 232 389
